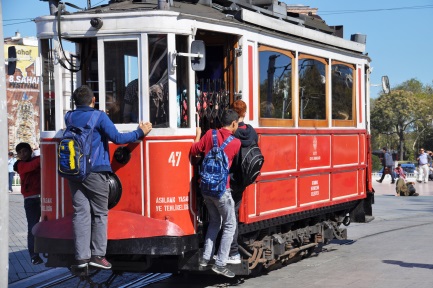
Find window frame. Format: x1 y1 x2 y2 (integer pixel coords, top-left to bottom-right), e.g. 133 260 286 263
258 45 295 127
331 60 356 127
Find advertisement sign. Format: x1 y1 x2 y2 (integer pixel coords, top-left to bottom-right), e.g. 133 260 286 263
4 44 40 152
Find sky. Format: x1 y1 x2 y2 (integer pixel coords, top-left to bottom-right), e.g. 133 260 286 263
2 0 433 98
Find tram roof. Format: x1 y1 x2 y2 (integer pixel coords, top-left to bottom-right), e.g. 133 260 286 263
38 0 367 54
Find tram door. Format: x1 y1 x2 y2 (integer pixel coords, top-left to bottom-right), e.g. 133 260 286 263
195 31 239 133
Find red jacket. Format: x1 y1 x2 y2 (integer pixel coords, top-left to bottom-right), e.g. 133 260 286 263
191 128 241 188
15 156 41 198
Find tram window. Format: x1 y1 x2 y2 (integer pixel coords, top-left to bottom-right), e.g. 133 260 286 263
104 40 138 124
331 62 355 125
176 35 190 128
298 57 326 120
258 48 293 124
41 39 56 131
148 35 169 128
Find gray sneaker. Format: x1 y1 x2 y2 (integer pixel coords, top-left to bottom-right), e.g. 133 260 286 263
212 264 235 278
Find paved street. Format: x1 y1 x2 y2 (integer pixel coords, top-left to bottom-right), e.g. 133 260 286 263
8 177 433 287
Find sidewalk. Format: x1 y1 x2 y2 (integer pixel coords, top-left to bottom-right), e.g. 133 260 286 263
8 190 51 284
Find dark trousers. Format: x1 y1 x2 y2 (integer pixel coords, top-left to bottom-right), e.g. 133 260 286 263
69 172 110 261
379 165 395 182
24 197 41 258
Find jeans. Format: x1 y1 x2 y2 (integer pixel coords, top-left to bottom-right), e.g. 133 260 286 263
202 189 236 267
229 191 243 256
69 172 110 261
9 172 14 191
24 197 41 258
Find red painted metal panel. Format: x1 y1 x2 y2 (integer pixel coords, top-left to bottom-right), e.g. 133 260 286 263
331 171 358 199
359 134 366 164
255 179 297 216
358 169 366 196
248 45 254 121
299 135 331 169
148 140 195 234
299 174 330 206
260 135 296 172
110 142 144 214
332 135 359 166
40 142 58 221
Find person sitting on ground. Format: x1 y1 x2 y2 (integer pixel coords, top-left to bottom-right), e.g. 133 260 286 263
395 178 418 196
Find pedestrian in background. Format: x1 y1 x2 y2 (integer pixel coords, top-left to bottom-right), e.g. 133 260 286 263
8 151 16 193
377 147 395 184
14 142 44 265
416 148 429 183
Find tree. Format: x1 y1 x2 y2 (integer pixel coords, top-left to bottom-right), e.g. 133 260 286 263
371 85 429 160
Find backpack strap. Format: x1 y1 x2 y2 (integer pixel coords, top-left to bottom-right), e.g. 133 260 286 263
87 110 102 129
211 129 218 148
212 129 234 150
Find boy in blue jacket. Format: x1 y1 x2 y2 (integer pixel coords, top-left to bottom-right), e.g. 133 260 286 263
68 85 152 269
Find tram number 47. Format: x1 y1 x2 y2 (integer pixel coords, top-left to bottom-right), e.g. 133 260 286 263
168 151 181 167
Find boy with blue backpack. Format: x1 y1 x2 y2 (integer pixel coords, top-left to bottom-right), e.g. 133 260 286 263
63 85 152 270
190 109 241 278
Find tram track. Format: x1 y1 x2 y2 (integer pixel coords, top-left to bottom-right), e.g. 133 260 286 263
12 269 172 288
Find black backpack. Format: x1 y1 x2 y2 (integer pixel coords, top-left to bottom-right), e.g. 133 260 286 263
232 142 264 192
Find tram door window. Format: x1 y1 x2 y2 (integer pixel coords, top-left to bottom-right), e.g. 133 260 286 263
148 35 169 128
331 62 355 126
298 56 327 121
258 47 293 125
104 40 138 124
41 39 56 131
175 35 190 128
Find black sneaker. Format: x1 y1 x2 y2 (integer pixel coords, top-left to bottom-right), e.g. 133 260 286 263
212 264 235 278
89 256 112 269
31 255 44 265
75 259 89 268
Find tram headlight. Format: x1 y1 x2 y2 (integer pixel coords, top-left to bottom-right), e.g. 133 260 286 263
90 17 103 29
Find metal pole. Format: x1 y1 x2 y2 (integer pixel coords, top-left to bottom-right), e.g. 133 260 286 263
0 1 10 286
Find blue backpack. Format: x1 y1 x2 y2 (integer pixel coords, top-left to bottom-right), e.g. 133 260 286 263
58 110 101 182
200 130 234 199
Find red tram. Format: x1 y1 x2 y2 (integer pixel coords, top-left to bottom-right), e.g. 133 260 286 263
32 0 375 275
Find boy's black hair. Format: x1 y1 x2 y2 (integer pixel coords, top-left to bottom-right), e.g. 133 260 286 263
73 85 94 106
221 109 239 127
15 142 32 153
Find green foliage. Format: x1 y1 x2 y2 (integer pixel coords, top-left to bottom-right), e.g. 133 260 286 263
371 155 381 172
371 78 433 160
